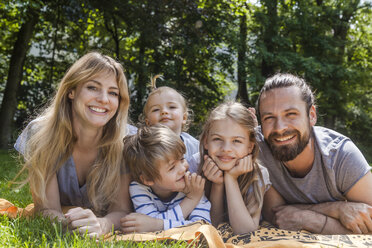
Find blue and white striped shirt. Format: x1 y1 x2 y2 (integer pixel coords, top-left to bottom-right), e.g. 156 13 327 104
129 181 211 230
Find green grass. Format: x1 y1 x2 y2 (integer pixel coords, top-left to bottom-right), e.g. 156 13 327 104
0 150 200 247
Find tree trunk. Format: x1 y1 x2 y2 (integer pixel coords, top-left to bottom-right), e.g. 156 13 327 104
237 13 249 106
261 0 278 78
0 8 39 149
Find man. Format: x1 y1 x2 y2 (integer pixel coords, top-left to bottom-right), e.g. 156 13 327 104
256 73 372 234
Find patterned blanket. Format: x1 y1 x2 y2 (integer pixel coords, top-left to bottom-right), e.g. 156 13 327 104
1 198 371 247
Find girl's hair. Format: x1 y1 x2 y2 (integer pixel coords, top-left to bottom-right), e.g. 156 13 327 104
199 102 263 216
18 51 129 214
139 75 192 131
123 125 186 183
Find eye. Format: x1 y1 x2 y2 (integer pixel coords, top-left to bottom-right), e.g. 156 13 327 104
87 86 97 91
169 105 177 109
109 91 119 97
287 112 297 117
263 116 274 122
233 139 242 144
151 108 160 112
168 165 175 171
212 137 222 141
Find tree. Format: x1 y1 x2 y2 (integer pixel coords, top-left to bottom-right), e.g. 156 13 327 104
0 3 40 148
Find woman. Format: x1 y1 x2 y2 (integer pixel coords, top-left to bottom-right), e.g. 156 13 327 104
15 52 132 237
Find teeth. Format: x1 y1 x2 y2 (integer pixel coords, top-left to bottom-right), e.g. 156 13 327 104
276 135 294 142
219 156 234 162
90 106 106 113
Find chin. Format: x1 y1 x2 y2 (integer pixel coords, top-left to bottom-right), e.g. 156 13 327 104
217 163 234 171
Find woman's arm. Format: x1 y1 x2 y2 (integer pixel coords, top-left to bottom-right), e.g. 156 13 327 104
33 173 66 223
65 173 132 237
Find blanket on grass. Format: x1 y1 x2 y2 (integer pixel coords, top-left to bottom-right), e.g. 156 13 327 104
1 198 371 247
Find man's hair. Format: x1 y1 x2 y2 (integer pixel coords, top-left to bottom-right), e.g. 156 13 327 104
123 124 186 183
256 73 316 118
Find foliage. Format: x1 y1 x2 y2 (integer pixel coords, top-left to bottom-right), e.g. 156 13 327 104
0 0 370 158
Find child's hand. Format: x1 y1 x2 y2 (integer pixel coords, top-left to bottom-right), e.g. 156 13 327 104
202 155 224 185
226 155 253 180
183 171 205 201
120 213 163 233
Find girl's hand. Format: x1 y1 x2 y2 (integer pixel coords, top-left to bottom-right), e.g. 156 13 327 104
64 207 103 238
226 155 253 180
183 171 205 201
202 155 224 185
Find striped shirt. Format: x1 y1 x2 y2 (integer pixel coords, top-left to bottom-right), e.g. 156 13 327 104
129 181 211 230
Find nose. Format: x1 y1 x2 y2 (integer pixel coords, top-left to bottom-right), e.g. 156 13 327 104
98 91 109 103
161 108 168 115
181 159 189 172
274 117 287 133
221 141 232 152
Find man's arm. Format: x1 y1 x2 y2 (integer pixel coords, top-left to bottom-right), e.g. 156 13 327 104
283 172 372 234
263 186 353 234
262 186 286 223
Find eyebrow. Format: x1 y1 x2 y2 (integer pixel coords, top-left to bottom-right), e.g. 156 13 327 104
90 79 119 90
210 133 246 139
261 107 300 116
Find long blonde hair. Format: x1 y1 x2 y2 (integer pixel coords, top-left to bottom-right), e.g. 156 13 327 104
139 75 192 131
199 102 263 216
18 52 129 214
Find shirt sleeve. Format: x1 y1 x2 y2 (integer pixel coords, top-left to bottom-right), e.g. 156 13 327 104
163 194 211 230
259 164 272 192
129 182 185 230
129 182 211 230
187 194 211 223
14 120 38 155
334 140 370 194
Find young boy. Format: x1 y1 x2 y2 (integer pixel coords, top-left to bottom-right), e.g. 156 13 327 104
121 125 211 231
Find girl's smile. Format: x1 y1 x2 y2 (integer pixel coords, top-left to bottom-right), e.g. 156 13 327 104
204 118 254 171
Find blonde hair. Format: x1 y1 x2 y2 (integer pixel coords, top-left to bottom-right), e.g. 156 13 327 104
18 51 129 214
123 124 186 183
199 102 263 216
140 75 192 131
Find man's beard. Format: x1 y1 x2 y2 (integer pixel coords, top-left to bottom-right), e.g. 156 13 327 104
265 126 312 162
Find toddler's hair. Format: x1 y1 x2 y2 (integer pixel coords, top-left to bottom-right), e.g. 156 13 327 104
199 102 263 216
139 75 192 131
123 124 186 184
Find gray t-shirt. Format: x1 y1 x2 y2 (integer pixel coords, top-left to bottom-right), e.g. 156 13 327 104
256 126 370 204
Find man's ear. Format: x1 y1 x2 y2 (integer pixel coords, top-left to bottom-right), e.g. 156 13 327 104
309 105 317 126
140 175 154 186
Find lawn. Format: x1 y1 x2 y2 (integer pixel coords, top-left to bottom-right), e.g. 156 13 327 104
0 150 199 248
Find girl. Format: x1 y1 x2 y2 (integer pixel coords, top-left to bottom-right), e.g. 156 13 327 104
140 75 199 172
199 102 271 234
14 52 132 237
